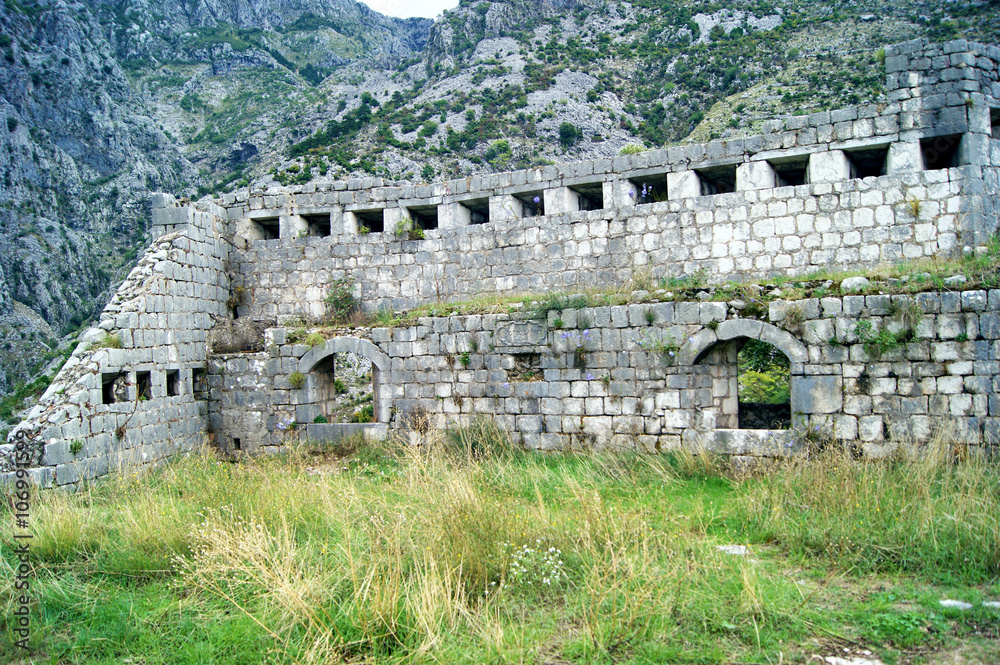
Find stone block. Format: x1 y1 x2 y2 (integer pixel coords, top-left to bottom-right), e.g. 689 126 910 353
438 202 471 228
736 162 775 191
494 321 546 349
808 151 850 184
667 170 700 200
887 142 923 174
791 375 843 414
959 134 989 166
489 195 522 222
544 186 580 215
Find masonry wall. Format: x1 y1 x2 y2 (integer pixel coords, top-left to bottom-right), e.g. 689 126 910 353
0 197 230 487
5 38 1000 488
232 169 971 321
214 289 1000 462
221 38 1000 321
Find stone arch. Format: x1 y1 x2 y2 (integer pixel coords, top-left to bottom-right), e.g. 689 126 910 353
679 319 807 367
679 319 806 431
298 337 392 423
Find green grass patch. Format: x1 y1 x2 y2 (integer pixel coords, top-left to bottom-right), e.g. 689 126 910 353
2 427 999 663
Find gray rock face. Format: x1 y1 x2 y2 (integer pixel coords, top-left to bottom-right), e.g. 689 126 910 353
91 0 432 62
0 0 199 392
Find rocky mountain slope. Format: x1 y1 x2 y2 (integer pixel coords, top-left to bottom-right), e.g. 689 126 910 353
1 0 999 429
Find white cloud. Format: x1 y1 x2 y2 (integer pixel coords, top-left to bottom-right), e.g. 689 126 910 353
358 0 460 19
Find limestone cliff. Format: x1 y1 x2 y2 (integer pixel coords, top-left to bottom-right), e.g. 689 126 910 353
1 0 1000 425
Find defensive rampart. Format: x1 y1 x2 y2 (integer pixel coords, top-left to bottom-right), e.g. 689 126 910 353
3 38 1000 488
211 290 1000 463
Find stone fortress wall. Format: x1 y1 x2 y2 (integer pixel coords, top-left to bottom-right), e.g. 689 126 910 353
0 200 232 486
225 38 1000 321
3 38 1000 488
211 289 1000 463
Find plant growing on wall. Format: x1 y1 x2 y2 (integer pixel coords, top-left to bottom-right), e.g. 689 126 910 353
637 331 680 364
888 298 923 331
394 217 425 240
854 319 911 359
89 333 123 350
288 371 306 389
325 278 359 324
561 329 591 368
276 415 299 444
781 304 805 331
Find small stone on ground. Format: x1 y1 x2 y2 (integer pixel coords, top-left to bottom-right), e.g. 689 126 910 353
716 545 748 555
939 599 973 610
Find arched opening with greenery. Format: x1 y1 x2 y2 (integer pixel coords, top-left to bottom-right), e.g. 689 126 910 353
310 351 376 424
737 339 791 429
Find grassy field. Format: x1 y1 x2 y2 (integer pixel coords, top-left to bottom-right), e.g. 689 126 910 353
2 422 999 664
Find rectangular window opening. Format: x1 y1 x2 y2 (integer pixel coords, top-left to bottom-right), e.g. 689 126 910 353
514 190 545 217
353 209 384 233
628 175 667 204
845 145 889 179
770 157 810 187
252 217 280 240
569 183 605 210
136 371 151 401
407 205 439 231
166 370 180 397
192 368 208 401
461 197 490 225
696 165 738 196
302 213 331 237
991 108 1000 140
921 134 963 170
233 437 242 451
102 372 126 405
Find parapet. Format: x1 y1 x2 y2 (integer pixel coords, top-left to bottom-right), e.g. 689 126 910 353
218 39 998 321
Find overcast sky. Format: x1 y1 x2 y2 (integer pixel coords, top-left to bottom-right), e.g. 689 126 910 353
358 0 460 18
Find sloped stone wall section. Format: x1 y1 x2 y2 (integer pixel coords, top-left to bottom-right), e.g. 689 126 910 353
0 196 231 487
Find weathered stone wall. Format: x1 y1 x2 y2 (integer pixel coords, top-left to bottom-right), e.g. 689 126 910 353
220 38 1000 321
6 38 1000 488
229 169 969 321
0 196 230 487
212 290 1000 462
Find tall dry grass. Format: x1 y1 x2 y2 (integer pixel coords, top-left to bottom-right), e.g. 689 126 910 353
734 431 1000 580
3 422 998 663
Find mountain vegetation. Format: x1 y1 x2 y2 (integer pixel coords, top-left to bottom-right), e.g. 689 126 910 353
0 0 998 415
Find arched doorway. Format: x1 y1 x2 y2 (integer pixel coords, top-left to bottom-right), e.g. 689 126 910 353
737 339 791 429
681 320 806 431
298 337 392 424
309 352 376 423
